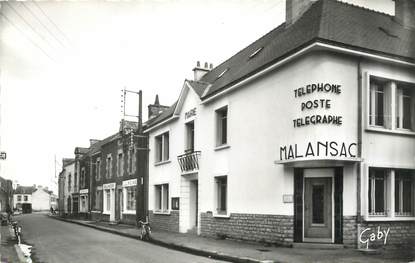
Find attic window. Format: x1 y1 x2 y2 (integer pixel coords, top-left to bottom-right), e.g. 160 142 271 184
249 47 263 59
216 68 229 79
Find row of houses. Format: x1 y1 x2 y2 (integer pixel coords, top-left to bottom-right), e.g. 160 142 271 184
58 0 415 249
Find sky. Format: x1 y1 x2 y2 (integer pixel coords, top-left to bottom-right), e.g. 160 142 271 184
0 0 394 193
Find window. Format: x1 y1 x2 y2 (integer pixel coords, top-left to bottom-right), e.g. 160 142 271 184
95 158 101 180
117 152 123 177
216 106 228 146
396 85 413 130
94 190 102 210
185 121 195 152
154 184 169 212
125 186 136 212
24 195 28 202
369 78 385 127
17 195 22 201
155 132 169 163
68 173 72 192
74 172 78 190
128 148 135 174
369 76 415 131
369 168 387 216
368 167 415 219
395 170 414 216
104 190 111 212
80 195 87 212
106 156 112 178
80 167 86 188
215 176 227 215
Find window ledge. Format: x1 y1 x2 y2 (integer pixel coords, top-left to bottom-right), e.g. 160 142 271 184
364 216 415 222
214 144 230 151
213 213 230 218
153 211 171 215
102 211 111 215
366 127 415 136
91 210 102 213
122 211 136 215
154 160 171 166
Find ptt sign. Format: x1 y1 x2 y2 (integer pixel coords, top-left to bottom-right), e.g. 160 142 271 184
0 152 6 160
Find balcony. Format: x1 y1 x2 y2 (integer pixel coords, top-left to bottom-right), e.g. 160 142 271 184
177 150 201 173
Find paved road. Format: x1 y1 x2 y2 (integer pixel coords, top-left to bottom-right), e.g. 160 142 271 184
15 213 225 263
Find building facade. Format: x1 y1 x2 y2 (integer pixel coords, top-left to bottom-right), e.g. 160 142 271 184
145 0 415 249
60 159 75 215
31 186 53 211
14 185 54 212
0 176 13 212
90 121 147 224
13 186 35 213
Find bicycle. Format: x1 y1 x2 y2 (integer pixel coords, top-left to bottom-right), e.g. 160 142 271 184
137 219 151 241
11 221 22 244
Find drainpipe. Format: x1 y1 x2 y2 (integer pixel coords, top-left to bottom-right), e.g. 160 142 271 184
356 58 363 248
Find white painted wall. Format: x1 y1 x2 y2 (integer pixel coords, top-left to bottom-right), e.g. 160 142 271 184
148 49 415 231
13 194 32 209
31 188 51 211
63 162 75 213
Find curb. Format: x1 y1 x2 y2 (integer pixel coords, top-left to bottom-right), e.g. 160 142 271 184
49 216 272 263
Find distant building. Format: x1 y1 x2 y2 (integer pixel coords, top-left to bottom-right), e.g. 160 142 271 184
59 158 75 215
14 185 56 212
14 185 36 213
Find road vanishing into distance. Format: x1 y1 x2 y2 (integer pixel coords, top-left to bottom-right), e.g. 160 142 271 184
16 213 225 263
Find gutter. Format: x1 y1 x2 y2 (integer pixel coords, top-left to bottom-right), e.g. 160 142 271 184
143 115 179 133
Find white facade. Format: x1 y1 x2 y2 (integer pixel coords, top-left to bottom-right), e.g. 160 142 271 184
31 188 51 211
147 47 415 244
13 193 32 209
63 161 75 213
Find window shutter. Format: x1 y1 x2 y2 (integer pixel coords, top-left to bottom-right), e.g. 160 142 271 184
294 168 303 242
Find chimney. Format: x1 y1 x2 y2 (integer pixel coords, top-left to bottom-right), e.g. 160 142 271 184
89 139 99 146
148 95 169 119
192 61 212 81
286 0 317 25
394 0 415 28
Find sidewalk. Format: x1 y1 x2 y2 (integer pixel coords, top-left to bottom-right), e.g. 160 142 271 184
0 224 21 263
50 215 414 263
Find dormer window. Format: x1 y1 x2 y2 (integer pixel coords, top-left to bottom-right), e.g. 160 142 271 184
216 68 229 80
248 47 263 59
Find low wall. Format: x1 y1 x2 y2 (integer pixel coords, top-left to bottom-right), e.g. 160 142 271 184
200 212 293 246
149 210 179 232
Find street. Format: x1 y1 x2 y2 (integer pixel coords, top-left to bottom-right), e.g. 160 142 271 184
15 213 225 263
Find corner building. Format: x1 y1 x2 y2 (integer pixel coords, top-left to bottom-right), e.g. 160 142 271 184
145 0 415 248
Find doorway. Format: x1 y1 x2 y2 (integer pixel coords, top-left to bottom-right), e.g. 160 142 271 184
189 180 198 231
303 177 332 242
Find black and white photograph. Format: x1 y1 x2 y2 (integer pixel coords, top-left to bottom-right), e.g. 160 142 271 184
0 0 414 262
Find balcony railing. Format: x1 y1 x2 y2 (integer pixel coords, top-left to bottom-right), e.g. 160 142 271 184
177 151 201 173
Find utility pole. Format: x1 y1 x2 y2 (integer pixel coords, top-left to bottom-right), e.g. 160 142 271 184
120 87 147 220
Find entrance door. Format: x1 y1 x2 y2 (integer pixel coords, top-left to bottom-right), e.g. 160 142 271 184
304 177 332 242
189 180 198 232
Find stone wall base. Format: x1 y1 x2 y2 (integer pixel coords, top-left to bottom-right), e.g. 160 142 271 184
358 220 415 251
149 210 179 232
200 212 293 246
